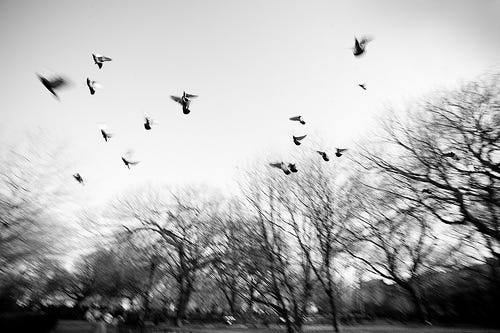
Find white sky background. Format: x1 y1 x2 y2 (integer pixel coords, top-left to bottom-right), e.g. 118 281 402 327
0 0 499 208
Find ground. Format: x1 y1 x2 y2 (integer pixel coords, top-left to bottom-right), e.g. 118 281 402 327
54 321 500 333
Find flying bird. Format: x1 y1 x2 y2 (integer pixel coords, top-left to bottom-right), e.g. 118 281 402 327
317 151 329 161
144 114 157 130
288 163 298 173
335 148 348 157
37 73 68 99
86 78 101 95
293 135 307 146
352 36 372 57
442 152 459 161
171 91 198 114
270 162 291 175
358 83 367 90
73 173 84 184
92 53 112 69
289 116 306 125
99 125 113 142
121 151 140 169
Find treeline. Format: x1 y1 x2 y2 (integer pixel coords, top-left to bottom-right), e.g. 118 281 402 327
0 74 499 332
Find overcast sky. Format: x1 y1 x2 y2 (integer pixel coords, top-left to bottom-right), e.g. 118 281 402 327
1 0 499 206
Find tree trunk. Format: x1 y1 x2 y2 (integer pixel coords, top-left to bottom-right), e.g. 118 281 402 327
174 277 193 327
327 288 339 332
407 285 428 323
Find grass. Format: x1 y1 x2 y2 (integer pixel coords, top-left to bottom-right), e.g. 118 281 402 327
54 320 500 333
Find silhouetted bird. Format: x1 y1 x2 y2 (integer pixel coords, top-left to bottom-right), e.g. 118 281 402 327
317 151 329 161
144 114 156 130
359 83 367 90
171 91 198 114
335 148 348 157
293 135 307 146
37 73 68 99
92 53 112 69
288 163 298 173
270 162 291 175
86 78 99 95
73 173 84 184
100 128 113 142
443 151 459 161
289 116 306 125
352 36 372 57
122 156 140 169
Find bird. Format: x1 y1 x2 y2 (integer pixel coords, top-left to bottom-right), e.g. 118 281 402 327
144 114 156 130
86 78 101 95
171 91 198 114
316 151 329 161
288 163 298 173
352 36 372 57
73 173 84 184
335 148 348 157
442 151 459 161
289 116 306 125
270 162 291 175
422 188 432 195
37 73 68 99
358 83 367 90
293 135 307 146
92 53 112 69
99 125 113 142
121 152 140 169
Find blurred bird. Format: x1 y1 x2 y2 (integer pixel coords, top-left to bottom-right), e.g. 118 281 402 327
317 151 329 161
289 116 306 125
171 91 198 114
92 53 112 69
270 162 291 175
37 73 69 99
288 163 298 173
99 125 113 142
335 148 348 157
144 114 157 130
293 135 307 146
358 83 367 90
422 188 432 195
122 151 140 169
73 173 84 184
86 78 102 95
352 36 372 57
443 151 460 160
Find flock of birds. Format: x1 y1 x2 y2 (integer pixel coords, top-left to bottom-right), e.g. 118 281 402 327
36 37 378 184
268 36 372 176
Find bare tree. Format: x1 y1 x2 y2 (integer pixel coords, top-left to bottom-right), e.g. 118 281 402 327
276 159 361 332
348 176 461 323
111 185 224 326
238 171 314 333
360 74 500 249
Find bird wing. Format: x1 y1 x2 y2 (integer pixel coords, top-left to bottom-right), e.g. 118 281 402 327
99 56 112 62
354 38 361 50
337 148 348 153
185 93 198 99
289 116 301 121
295 135 307 141
50 77 67 88
128 161 140 165
269 162 282 168
170 96 182 103
97 62 103 69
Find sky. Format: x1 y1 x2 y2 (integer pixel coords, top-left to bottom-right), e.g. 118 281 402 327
0 0 499 208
